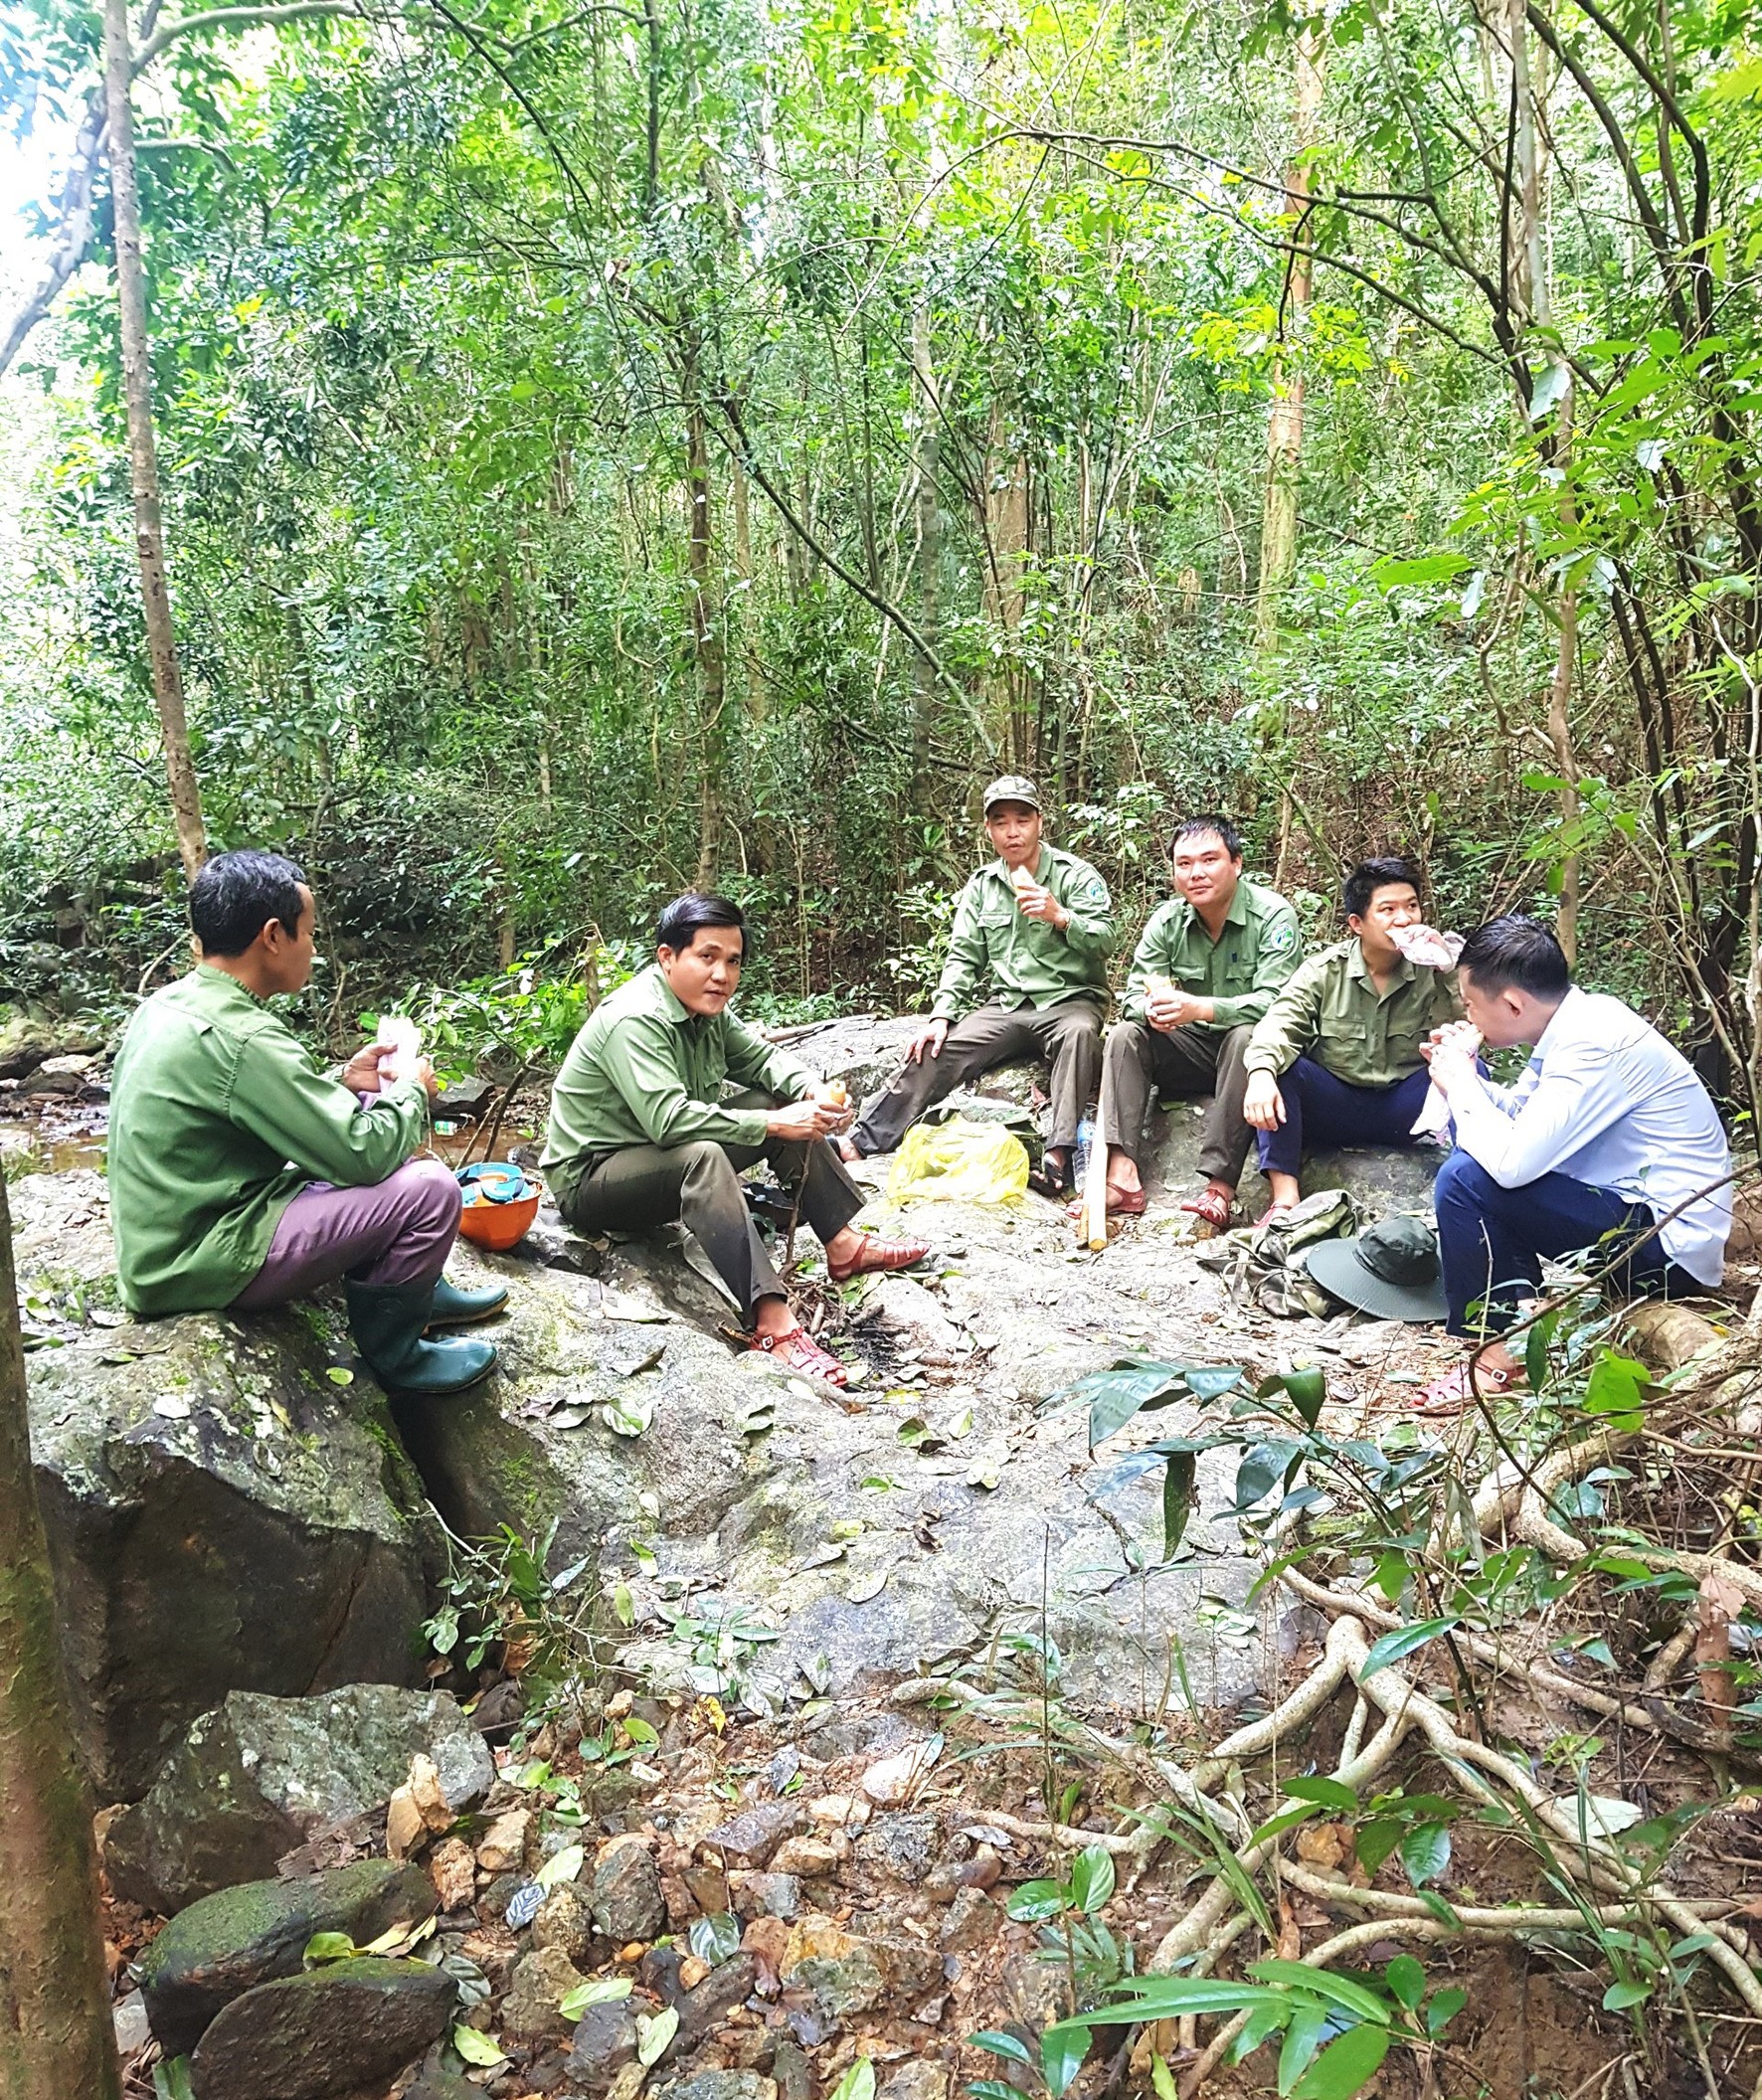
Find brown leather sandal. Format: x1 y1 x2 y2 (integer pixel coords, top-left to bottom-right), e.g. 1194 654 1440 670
750 1326 850 1384
1179 1188 1233 1234
826 1234 932 1283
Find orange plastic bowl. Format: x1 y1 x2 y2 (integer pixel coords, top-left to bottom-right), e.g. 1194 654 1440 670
457 1174 543 1251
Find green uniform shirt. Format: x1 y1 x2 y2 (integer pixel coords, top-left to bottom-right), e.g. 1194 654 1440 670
107 967 432 1317
1122 878 1304 1031
541 963 814 1201
931 844 1114 1021
1244 939 1461 1088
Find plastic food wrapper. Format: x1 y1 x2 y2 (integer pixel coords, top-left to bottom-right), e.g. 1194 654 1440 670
1388 925 1465 1138
886 1115 1031 1204
376 1014 423 1085
1388 922 1464 970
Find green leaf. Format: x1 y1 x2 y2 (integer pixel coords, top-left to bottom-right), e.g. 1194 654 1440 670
1383 1955 1425 2012
636 2005 678 2067
1354 1819 1402 1875
1524 1309 1558 1391
1150 2052 1178 2100
970 2032 1035 2068
1291 2020 1392 2099
1069 1843 1116 1915
325 1365 354 1386
558 1976 633 2019
1280 1366 1326 1428
1282 1776 1358 1812
1277 2003 1327 2093
1528 361 1571 419
827 2061 877 2100
1399 1823 1452 1889
1079 1363 1192 1448
1249 1961 1391 2025
689 1911 742 1966
452 2024 507 2066
303 1932 356 1966
1426 1987 1468 2035
536 1842 585 1889
153 2061 196 2100
602 1389 656 1439
966 2084 1027 2100
1372 552 1471 589
1582 1351 1651 1425
1162 1450 1196 1560
1359 1618 1460 1679
1602 1980 1652 2011
1041 2022 1091 2097
1006 1877 1067 1922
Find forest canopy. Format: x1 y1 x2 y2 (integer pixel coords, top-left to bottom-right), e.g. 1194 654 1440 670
2 0 1759 1091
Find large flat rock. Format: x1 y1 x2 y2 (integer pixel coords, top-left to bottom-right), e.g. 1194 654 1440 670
12 1172 441 1801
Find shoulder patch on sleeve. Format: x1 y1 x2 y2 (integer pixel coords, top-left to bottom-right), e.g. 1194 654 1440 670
1085 878 1108 902
1263 921 1299 955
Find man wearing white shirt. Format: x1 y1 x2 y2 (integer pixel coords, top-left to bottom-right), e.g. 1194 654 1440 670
1422 915 1730 1402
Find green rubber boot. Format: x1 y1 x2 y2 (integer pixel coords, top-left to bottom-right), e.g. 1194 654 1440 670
425 1275 509 1330
347 1281 498 1396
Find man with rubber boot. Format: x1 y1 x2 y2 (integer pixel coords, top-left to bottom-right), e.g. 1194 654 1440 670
108 850 500 1396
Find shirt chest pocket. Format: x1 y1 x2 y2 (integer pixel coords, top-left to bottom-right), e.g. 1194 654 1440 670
980 897 1017 934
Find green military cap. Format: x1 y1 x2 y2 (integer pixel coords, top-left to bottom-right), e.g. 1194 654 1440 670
1304 1212 1447 1322
983 775 1042 813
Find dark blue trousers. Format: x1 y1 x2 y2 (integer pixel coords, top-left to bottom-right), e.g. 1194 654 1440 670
1434 1148 1694 1337
1257 1058 1435 1179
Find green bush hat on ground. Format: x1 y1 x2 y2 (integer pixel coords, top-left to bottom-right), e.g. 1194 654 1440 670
1303 1212 1448 1322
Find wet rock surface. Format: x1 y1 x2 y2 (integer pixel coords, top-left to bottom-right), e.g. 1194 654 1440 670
106 1684 492 1913
186 1956 456 2100
139 1857 437 2055
13 1171 440 1801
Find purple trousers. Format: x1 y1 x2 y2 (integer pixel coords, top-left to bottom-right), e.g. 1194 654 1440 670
230 1156 461 1310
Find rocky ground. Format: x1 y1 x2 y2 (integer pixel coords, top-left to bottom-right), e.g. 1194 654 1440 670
5 1009 1652 2099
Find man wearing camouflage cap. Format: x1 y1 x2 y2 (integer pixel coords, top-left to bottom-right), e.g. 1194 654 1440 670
842 778 1113 1195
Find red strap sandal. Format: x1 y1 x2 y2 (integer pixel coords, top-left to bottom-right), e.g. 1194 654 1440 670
1179 1188 1233 1234
826 1234 931 1283
1416 1359 1515 1414
750 1326 851 1385
1065 1184 1148 1222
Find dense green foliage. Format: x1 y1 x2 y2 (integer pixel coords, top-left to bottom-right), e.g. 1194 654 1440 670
4 0 1762 1080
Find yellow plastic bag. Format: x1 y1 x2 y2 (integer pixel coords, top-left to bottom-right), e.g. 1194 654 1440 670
886 1116 1031 1204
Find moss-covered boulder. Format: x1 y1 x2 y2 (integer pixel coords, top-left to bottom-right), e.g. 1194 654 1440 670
12 1172 442 1801
188 1957 457 2100
140 1858 437 2056
106 1684 493 1913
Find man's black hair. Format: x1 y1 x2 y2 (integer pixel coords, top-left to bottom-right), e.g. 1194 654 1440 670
1173 814 1245 861
1458 914 1571 1000
188 850 307 958
656 892 746 954
1343 855 1422 922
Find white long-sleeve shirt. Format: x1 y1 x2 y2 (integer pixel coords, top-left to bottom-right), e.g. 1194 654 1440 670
1437 985 1731 1287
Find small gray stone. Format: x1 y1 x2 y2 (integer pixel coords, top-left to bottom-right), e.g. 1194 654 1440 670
651 2076 778 2100
140 1859 438 2057
702 1801 798 1865
113 1992 150 2055
855 1813 938 1882
772 2039 811 2100
676 1951 759 2048
729 1871 800 1922
569 1999 641 2089
532 1882 596 1965
188 1958 456 2100
879 2064 951 2100
940 1887 1000 1950
501 1947 585 2041
591 1839 666 1943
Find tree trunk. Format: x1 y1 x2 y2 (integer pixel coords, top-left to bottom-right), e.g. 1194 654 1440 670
685 364 728 890
102 0 207 881
0 1175 121 2100
909 301 942 808
1254 27 1323 651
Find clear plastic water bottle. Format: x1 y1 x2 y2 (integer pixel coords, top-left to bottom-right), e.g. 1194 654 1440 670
1073 1116 1095 1187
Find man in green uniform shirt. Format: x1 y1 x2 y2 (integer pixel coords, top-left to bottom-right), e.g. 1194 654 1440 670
108 850 503 1395
1088 815 1302 1228
1244 855 1461 1218
842 778 1113 1195
542 893 928 1385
